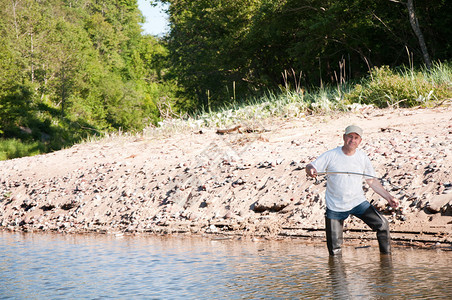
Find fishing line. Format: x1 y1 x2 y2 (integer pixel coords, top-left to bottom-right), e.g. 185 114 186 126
316 171 381 180
313 171 412 204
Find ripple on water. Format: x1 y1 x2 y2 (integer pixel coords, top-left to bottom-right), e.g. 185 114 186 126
0 232 451 299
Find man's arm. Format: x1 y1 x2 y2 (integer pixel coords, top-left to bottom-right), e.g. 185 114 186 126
305 163 318 178
366 178 399 208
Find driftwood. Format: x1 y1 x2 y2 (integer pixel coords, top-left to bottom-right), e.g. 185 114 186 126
216 125 242 134
380 127 401 133
216 124 270 135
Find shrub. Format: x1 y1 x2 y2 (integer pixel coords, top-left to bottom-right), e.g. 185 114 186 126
346 64 451 108
0 139 44 160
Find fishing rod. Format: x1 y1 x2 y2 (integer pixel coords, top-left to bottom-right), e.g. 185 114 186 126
316 171 381 180
304 167 408 194
315 171 409 198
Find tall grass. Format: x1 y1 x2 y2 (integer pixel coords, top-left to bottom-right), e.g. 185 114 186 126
346 62 451 108
150 62 451 136
148 87 353 137
0 139 44 160
2 62 451 159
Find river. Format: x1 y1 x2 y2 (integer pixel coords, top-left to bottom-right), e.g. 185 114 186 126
0 231 450 299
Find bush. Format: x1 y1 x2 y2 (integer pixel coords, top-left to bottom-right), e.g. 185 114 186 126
346 64 452 108
0 139 44 160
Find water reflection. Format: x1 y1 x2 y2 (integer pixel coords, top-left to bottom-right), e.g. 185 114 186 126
327 254 397 299
0 231 451 299
328 256 350 298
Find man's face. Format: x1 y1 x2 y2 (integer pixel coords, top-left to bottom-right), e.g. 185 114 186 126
343 132 362 150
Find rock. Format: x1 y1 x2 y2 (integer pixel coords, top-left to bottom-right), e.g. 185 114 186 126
232 178 246 187
208 224 218 232
224 211 234 219
425 194 452 213
253 198 290 213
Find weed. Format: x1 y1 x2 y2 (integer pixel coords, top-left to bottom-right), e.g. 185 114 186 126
2 63 450 160
345 63 451 108
0 139 43 160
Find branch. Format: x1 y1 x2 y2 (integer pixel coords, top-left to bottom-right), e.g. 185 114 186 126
388 0 406 4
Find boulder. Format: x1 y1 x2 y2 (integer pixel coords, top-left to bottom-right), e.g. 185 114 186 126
252 198 290 213
426 194 452 213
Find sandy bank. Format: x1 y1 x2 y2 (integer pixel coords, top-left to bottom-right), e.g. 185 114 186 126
1 107 451 250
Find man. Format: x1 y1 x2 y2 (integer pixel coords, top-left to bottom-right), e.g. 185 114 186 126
305 125 399 255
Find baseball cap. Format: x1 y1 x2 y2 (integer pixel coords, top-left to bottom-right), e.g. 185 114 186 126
345 125 363 137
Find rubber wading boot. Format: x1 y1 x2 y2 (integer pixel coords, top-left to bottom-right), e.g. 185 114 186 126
325 217 344 256
359 205 391 254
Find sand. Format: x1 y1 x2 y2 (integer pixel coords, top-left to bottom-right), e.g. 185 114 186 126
1 106 451 249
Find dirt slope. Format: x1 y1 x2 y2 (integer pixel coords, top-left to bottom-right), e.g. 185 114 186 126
1 107 451 249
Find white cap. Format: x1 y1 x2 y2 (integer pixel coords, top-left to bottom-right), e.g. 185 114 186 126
345 125 363 137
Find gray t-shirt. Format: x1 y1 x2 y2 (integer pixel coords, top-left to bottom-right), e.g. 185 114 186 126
311 146 376 211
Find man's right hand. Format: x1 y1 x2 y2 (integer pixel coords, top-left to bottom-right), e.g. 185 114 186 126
305 164 317 178
387 196 399 209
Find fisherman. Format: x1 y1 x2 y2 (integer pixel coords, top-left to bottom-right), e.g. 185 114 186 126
305 125 399 255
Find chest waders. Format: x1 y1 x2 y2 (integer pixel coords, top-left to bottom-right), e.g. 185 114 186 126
326 205 391 255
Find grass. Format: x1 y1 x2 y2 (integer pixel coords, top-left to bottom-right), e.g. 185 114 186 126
1 62 451 159
143 87 364 137
346 62 451 108
151 62 451 135
0 139 44 160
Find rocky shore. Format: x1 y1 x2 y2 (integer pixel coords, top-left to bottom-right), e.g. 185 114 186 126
1 107 451 250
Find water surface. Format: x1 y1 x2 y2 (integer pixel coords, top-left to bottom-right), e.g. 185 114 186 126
1 231 450 299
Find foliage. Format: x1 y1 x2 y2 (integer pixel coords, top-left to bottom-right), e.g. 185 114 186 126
346 63 452 108
0 139 44 160
1 0 451 160
150 62 451 136
158 0 451 109
162 0 261 110
0 0 178 159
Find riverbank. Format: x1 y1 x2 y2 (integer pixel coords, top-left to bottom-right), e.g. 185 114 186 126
1 106 451 249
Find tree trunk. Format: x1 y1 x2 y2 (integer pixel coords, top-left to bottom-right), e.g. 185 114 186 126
30 30 34 83
12 0 20 39
406 0 432 69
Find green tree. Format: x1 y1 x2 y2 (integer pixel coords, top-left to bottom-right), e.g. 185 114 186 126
157 0 451 109
0 0 178 157
162 0 260 110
